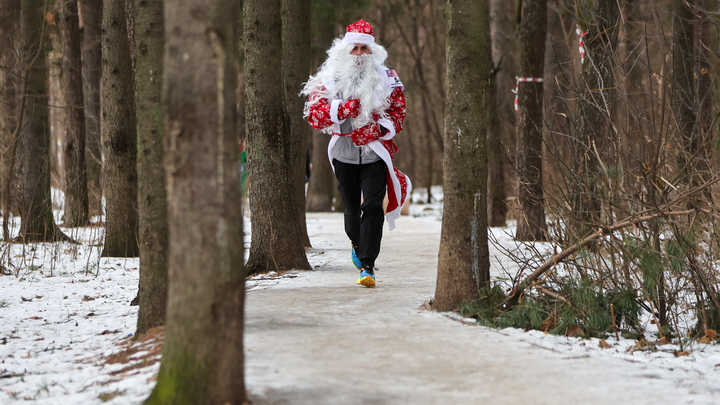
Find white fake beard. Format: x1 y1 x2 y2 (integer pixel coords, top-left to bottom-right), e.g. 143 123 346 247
332 54 388 129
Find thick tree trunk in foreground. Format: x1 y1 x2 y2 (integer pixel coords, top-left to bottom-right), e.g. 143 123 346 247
245 0 311 275
79 0 103 215
133 0 167 335
515 0 547 241
434 0 490 311
59 0 89 227
101 0 139 257
145 0 245 402
282 0 312 248
18 0 69 242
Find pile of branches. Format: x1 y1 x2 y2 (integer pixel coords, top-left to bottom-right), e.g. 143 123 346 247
464 178 720 343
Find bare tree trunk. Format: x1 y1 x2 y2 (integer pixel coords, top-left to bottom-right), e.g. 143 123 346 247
306 134 334 212
305 11 338 213
487 73 506 227
282 0 312 248
490 0 519 221
487 0 517 227
133 0 167 335
237 1 245 149
101 0 139 257
146 0 245 402
19 0 69 242
622 0 647 175
544 2 573 201
47 29 65 194
624 0 668 328
515 0 547 241
434 0 490 311
79 0 102 216
568 0 619 241
59 0 89 227
672 0 698 188
387 0 443 203
423 117 434 203
0 1 20 240
244 0 311 275
694 0 711 175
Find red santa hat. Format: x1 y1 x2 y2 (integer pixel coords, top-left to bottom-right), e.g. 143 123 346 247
342 19 375 45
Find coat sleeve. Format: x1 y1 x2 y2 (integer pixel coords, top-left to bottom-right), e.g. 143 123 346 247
383 87 406 135
306 88 334 131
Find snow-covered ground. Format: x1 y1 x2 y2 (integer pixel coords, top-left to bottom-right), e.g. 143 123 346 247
0 187 718 404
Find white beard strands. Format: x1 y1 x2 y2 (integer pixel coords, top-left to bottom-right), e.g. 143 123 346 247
334 53 389 129
301 39 391 132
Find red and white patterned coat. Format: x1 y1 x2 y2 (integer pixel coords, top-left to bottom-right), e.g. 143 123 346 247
307 87 405 159
305 68 410 230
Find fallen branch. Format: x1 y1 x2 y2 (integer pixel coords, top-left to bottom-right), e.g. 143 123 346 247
507 208 695 302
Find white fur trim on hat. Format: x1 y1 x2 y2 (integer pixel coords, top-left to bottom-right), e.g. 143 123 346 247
342 32 375 45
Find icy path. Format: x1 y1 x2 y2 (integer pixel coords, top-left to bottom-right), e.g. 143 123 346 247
245 213 712 405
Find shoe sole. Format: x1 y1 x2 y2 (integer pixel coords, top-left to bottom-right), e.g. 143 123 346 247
356 276 376 287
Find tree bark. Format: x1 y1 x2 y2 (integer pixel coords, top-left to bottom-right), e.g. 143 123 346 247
101 0 139 257
47 30 66 194
488 0 520 226
515 0 547 241
0 1 20 240
693 0 711 185
282 0 312 248
544 2 573 201
486 72 506 227
306 133 334 211
568 0 619 241
79 0 103 216
59 0 89 227
695 0 711 133
305 9 338 213
434 0 490 311
672 0 699 190
244 0 311 275
133 0 167 335
18 0 69 242
622 0 648 175
145 0 245 401
487 0 518 227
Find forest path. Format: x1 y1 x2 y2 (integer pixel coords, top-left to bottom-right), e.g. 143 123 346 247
244 213 697 405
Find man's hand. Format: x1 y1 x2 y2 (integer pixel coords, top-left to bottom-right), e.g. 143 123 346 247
338 99 361 120
351 123 381 146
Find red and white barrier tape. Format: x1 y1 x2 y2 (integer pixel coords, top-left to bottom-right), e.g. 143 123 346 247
513 77 544 112
577 28 588 64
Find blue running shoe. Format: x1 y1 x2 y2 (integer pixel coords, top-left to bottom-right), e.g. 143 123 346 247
351 245 361 270
356 268 376 287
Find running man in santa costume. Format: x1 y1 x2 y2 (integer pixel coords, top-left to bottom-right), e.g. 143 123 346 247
301 19 411 288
